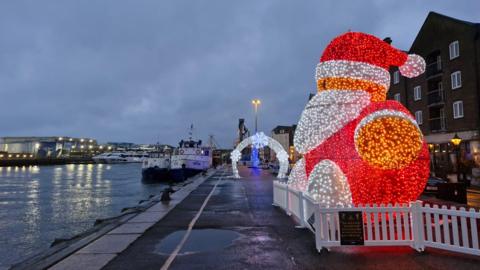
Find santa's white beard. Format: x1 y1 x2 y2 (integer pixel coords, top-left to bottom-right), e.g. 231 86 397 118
293 90 371 154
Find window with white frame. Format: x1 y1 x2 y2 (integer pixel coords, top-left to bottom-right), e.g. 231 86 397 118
449 40 459 60
413 86 421 101
393 71 399 84
394 93 400 102
451 71 462 89
415 110 423 125
453 101 464 119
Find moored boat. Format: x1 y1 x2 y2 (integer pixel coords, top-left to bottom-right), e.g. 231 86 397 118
93 151 149 164
141 152 170 183
169 126 213 182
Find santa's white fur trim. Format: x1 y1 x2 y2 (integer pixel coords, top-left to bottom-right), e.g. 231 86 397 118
316 60 391 89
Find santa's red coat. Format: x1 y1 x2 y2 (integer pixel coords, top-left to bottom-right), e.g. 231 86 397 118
304 100 430 206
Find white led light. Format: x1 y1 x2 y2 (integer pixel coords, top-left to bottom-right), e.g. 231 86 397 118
287 157 308 192
231 132 289 179
251 132 269 149
307 159 352 207
294 90 371 154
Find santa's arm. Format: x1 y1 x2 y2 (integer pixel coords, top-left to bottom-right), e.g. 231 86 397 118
354 110 423 169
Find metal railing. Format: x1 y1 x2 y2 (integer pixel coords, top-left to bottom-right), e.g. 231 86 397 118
426 61 442 77
427 89 444 105
272 181 480 256
429 117 446 132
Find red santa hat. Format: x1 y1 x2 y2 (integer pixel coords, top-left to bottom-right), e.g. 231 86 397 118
315 32 425 90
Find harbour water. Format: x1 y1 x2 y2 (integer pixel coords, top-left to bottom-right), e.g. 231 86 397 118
0 163 166 268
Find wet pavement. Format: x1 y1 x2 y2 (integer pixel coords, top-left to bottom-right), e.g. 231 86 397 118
102 166 480 270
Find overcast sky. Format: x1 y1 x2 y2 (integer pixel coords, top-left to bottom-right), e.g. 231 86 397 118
1 1 479 147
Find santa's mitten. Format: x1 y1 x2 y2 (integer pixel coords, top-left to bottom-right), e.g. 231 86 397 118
354 110 423 169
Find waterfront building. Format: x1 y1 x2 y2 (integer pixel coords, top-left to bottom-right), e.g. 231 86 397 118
0 136 98 158
271 125 300 164
387 12 480 180
106 142 137 151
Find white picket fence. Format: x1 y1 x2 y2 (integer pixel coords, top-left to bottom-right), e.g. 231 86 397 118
272 181 480 256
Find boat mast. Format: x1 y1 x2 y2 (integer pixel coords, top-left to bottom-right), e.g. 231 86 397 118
189 124 194 142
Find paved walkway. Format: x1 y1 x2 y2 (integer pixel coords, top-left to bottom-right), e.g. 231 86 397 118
93 166 478 270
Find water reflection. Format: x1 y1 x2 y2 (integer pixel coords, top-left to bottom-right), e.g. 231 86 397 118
0 163 166 268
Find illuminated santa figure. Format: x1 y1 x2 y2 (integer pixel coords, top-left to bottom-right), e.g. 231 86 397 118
288 32 430 207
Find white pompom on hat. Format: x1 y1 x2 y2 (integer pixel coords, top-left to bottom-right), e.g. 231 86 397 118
398 54 426 78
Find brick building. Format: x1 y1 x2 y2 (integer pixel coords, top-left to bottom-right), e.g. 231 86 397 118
388 12 480 180
270 125 300 164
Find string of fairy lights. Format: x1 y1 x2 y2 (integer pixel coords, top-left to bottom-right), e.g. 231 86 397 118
231 132 289 179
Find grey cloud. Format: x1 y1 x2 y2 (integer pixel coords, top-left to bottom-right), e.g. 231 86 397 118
1 0 479 147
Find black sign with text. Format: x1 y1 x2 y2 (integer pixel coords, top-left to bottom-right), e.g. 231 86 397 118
339 211 364 245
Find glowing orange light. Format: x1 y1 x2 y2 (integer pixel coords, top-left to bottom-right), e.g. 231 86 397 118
356 116 423 169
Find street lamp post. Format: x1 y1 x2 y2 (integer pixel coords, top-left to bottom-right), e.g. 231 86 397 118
251 99 261 133
450 133 462 183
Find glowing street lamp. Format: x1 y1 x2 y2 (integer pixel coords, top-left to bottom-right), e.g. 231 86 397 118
451 133 462 146
451 133 463 183
251 99 261 133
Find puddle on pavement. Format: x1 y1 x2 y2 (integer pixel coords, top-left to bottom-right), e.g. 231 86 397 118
154 229 241 255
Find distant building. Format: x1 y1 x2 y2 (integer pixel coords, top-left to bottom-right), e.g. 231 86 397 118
0 136 98 158
387 12 480 179
106 142 136 150
271 125 300 163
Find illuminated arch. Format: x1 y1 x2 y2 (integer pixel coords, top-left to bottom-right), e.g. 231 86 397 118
230 132 289 179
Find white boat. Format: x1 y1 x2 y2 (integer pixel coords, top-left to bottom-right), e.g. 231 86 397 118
170 140 212 182
169 126 213 182
92 152 149 164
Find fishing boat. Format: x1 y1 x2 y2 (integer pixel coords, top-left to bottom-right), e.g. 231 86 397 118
141 151 171 183
169 126 213 182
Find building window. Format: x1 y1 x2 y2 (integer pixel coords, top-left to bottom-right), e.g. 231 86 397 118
394 93 400 102
393 71 399 84
453 101 464 119
413 86 421 101
451 71 462 89
449 40 459 60
415 111 423 125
